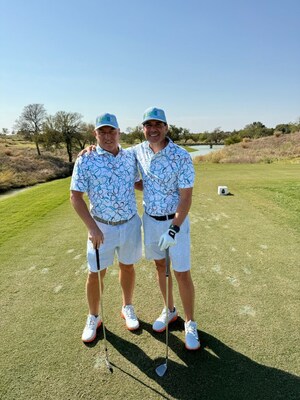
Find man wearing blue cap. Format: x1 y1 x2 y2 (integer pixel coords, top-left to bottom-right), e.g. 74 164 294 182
70 113 142 342
134 107 200 350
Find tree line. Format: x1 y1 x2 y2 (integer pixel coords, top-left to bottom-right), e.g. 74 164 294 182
118 121 300 147
2 103 300 162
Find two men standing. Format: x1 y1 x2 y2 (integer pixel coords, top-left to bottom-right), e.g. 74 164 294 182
70 107 200 350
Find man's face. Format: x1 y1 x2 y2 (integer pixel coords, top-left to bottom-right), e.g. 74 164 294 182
94 126 120 154
143 120 168 145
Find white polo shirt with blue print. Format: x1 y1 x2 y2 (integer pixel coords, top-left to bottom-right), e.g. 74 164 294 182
133 139 195 216
70 145 138 222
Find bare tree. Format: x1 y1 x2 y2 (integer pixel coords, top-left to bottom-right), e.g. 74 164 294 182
75 123 95 150
44 111 83 162
15 104 47 155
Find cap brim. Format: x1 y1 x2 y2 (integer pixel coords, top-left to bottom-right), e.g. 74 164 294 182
142 117 167 125
95 124 118 129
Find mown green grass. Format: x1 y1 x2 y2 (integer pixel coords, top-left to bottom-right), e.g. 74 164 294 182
0 164 299 400
0 179 70 246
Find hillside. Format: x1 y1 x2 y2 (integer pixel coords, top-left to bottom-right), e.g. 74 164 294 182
194 132 300 164
0 136 72 193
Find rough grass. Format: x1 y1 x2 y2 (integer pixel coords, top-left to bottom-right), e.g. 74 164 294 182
195 132 300 164
0 164 299 400
0 137 72 192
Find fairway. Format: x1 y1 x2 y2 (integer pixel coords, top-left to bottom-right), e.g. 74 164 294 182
0 164 299 400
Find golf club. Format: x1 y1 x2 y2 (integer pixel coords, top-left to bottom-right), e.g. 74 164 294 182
155 247 170 377
95 247 113 373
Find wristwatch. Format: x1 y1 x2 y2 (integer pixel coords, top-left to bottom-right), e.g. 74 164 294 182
169 224 180 233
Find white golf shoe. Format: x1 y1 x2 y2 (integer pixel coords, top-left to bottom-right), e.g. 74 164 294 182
82 315 102 343
121 305 139 331
152 307 178 332
185 320 200 350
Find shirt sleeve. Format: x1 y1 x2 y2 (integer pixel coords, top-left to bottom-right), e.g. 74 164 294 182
70 156 89 193
126 147 141 183
178 154 195 188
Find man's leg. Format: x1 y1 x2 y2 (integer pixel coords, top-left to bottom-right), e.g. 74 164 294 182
152 258 178 332
173 270 195 322
174 270 200 350
154 258 175 310
119 262 139 330
82 269 106 342
86 269 106 315
119 263 135 306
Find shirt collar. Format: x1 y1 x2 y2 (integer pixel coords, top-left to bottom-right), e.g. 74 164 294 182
145 137 173 154
96 144 122 156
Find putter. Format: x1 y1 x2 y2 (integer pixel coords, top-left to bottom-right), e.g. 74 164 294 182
95 248 113 373
155 247 170 377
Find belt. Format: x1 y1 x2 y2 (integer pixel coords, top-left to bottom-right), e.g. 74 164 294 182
93 214 134 226
148 213 175 221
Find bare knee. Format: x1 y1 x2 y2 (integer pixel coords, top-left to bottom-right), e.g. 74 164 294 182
154 259 166 273
87 271 98 283
119 263 134 271
174 270 192 284
87 270 106 284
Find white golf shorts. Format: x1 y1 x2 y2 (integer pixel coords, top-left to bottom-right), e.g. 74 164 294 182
142 213 191 272
87 214 142 272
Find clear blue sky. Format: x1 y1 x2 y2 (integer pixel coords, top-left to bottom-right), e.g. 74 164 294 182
1 0 299 133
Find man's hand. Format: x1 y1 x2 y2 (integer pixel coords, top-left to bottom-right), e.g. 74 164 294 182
158 225 180 251
88 227 104 249
78 145 97 157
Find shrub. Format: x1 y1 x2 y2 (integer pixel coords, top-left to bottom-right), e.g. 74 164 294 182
0 170 15 190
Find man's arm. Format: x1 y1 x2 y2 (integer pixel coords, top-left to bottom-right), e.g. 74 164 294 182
70 190 104 249
158 187 193 251
172 187 193 227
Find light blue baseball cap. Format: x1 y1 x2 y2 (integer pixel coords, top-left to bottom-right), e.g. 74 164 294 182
142 107 167 125
95 113 119 129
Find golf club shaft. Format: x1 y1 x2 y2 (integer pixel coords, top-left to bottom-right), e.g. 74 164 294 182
95 248 111 369
165 248 170 365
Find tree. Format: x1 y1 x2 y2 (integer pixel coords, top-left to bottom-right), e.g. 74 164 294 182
289 118 300 133
180 128 191 143
240 122 273 139
168 125 181 141
121 132 135 145
275 124 291 134
15 104 47 155
224 134 241 146
210 127 225 144
130 125 144 143
44 111 83 162
75 123 95 150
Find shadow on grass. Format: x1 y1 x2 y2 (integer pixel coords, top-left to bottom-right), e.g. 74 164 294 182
102 318 299 400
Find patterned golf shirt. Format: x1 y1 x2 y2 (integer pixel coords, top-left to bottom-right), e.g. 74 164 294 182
133 139 195 216
71 145 138 222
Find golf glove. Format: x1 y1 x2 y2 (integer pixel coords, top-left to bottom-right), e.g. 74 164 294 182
158 225 180 251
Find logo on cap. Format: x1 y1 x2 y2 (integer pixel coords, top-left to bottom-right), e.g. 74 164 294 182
142 107 167 124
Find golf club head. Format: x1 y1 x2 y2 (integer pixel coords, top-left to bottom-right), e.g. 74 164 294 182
105 359 113 373
155 363 167 377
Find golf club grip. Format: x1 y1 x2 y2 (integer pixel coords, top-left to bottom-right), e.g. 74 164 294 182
165 248 170 277
95 247 100 271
